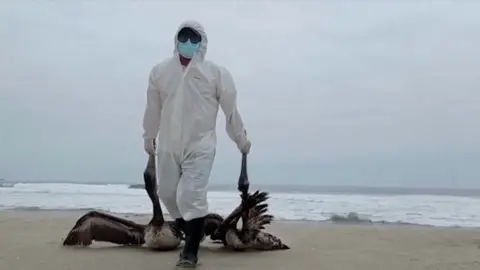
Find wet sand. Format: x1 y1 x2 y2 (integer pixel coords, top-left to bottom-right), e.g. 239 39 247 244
1 211 480 270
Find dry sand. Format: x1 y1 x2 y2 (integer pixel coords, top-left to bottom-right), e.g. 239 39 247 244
1 211 480 270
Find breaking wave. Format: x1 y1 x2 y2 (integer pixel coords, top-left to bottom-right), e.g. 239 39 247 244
2 182 480 228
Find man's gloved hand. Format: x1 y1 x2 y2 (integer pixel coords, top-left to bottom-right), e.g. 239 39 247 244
239 129 251 154
240 140 251 155
144 138 156 155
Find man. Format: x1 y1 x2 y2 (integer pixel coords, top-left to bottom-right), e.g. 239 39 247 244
142 20 251 267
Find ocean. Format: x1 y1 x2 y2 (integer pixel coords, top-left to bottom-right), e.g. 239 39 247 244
1 181 480 228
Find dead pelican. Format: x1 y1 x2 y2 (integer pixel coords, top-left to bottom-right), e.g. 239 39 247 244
62 210 147 246
62 153 218 250
204 190 290 251
63 154 182 250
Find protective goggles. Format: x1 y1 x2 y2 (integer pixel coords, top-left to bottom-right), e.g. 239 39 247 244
177 27 202 44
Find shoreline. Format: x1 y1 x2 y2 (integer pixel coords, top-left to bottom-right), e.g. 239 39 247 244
3 208 480 231
4 182 480 229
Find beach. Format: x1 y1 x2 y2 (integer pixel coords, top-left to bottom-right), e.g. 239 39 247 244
1 211 480 270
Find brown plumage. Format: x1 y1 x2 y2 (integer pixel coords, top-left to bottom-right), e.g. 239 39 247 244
63 153 183 250
62 210 146 246
204 190 290 251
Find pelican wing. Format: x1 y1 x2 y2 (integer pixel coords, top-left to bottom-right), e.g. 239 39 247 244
63 211 146 246
243 191 274 231
213 190 273 241
219 190 268 227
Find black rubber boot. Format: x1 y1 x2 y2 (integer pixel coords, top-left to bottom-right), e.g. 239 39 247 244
175 218 186 233
176 217 205 268
175 218 187 243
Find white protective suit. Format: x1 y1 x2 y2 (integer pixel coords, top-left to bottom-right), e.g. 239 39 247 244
142 20 250 221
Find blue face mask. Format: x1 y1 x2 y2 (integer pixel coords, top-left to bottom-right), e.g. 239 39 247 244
177 40 200 59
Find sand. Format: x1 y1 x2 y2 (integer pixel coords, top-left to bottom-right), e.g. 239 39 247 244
1 211 480 270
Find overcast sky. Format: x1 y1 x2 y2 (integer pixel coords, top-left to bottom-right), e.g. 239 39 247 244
1 1 479 188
